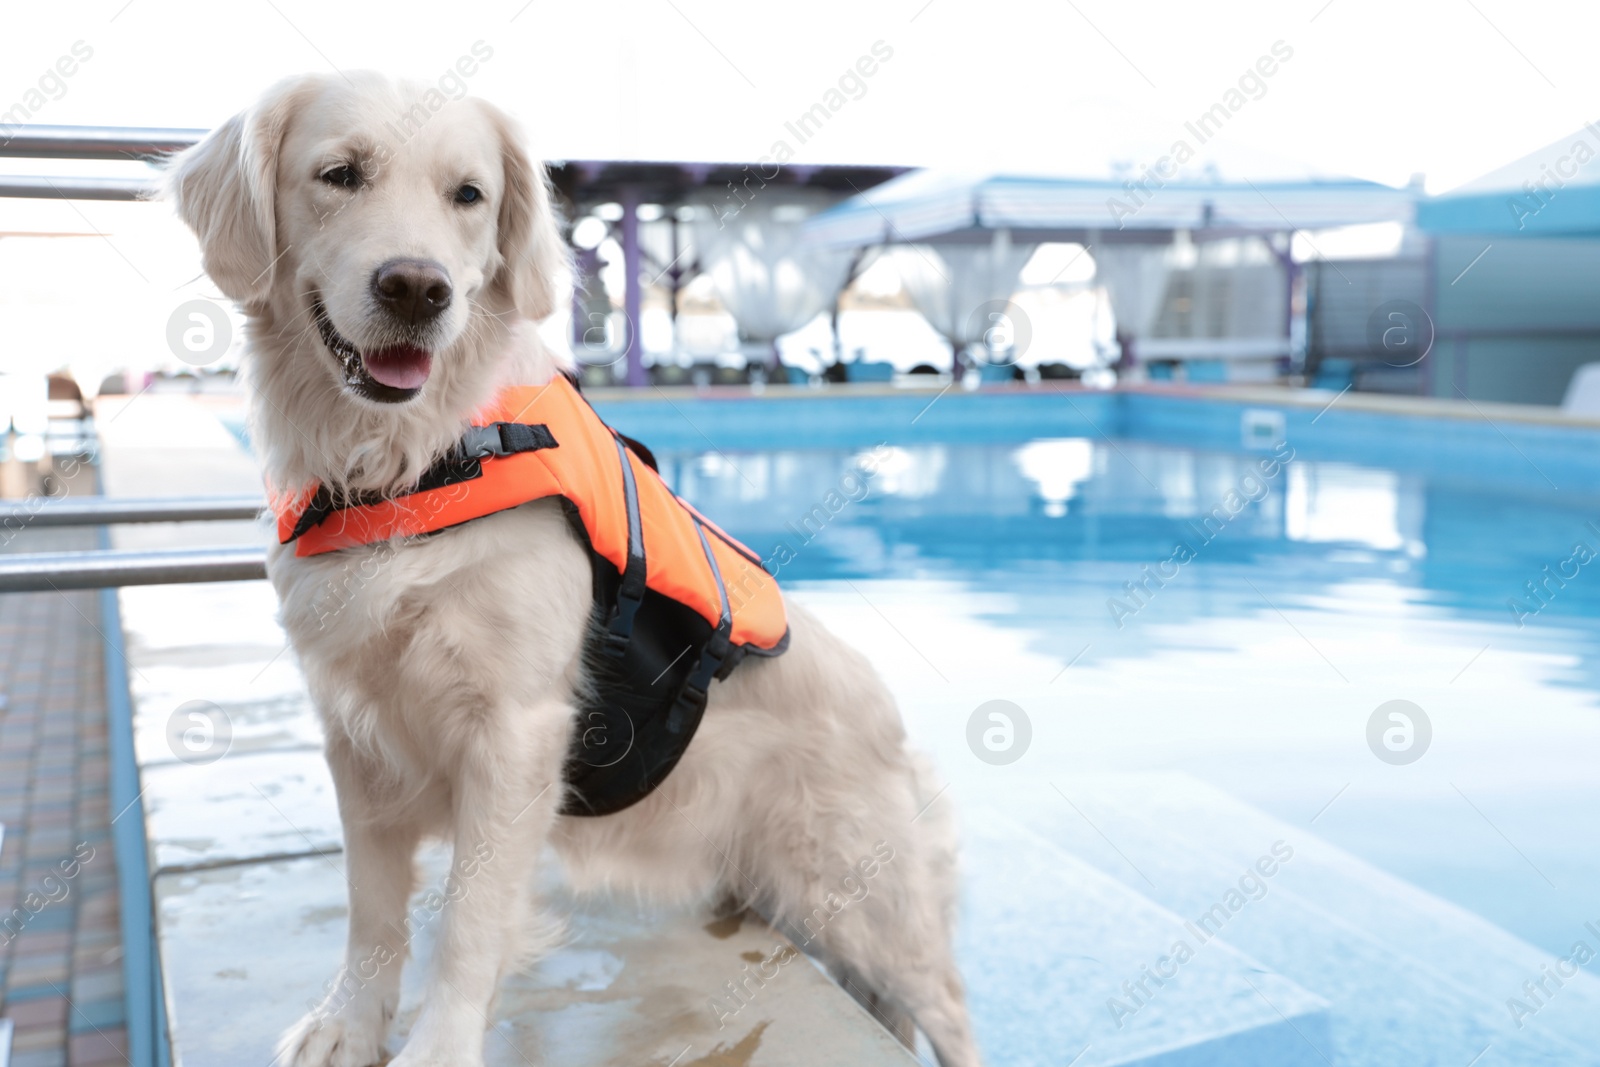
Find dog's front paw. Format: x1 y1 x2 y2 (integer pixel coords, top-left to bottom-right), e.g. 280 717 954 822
385 1013 487 1067
275 997 391 1067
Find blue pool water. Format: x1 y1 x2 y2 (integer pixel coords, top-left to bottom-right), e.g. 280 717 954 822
599 388 1600 1066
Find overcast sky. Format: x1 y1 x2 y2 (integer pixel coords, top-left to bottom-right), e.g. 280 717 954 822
4 0 1599 194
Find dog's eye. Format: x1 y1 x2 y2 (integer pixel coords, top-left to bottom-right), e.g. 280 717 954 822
454 184 483 205
320 164 361 190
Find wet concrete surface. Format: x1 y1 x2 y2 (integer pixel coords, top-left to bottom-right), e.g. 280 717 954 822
156 853 918 1066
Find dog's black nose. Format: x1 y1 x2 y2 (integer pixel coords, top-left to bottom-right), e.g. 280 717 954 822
372 259 452 325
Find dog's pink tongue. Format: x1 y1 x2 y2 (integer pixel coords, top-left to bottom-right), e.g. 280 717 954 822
363 345 432 390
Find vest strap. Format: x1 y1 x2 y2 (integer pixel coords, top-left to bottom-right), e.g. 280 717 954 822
460 421 557 459
603 436 649 657
281 422 557 546
667 521 734 735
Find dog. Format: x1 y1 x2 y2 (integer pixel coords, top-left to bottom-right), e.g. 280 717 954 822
167 72 981 1067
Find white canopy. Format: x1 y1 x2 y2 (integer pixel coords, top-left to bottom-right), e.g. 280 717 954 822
692 193 858 346
890 230 1038 352
804 170 1416 248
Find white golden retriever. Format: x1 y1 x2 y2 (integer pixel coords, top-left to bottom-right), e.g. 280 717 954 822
168 73 980 1067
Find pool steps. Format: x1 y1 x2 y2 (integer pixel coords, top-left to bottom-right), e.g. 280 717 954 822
990 773 1600 1065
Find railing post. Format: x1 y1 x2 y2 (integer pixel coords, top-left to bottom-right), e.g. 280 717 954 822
620 185 647 388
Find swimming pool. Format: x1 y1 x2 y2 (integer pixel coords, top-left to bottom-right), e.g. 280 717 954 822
595 385 1600 1066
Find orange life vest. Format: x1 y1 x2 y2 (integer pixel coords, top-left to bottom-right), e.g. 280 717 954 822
273 374 788 816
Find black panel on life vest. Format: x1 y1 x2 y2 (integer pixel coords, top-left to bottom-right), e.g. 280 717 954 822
559 500 725 816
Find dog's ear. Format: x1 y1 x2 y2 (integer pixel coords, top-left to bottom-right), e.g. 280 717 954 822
165 75 320 305
480 100 569 322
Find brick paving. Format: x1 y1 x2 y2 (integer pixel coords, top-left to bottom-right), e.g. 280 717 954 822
1 492 128 1065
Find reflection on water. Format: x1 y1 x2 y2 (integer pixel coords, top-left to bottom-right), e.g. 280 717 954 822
667 437 1600 647
1013 439 1094 517
1285 464 1413 552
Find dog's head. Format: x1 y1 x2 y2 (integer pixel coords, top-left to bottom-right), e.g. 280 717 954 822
168 71 565 410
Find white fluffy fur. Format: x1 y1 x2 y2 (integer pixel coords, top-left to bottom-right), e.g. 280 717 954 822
167 73 980 1067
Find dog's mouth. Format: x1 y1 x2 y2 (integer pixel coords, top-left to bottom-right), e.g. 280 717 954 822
311 297 433 403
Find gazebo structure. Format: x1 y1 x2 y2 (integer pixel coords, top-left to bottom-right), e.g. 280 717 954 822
804 170 1418 378
548 161 906 385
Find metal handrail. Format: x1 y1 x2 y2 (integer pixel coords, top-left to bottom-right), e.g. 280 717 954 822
0 495 265 527
0 495 272 590
0 175 156 201
0 124 204 201
0 125 205 160
0 546 267 592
